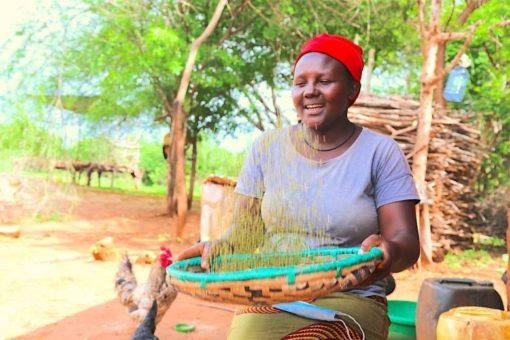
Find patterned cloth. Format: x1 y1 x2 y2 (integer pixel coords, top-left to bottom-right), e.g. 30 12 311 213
228 293 389 340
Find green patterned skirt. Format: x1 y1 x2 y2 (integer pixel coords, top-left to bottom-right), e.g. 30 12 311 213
228 293 389 340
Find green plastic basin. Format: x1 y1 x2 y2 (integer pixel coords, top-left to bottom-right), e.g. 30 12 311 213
387 300 417 340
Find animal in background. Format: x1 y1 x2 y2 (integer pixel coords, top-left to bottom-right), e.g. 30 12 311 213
85 163 144 189
115 246 177 325
163 133 171 160
131 300 159 340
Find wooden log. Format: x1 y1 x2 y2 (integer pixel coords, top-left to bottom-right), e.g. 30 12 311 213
0 226 21 238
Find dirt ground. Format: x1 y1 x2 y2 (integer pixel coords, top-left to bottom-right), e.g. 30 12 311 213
0 183 506 339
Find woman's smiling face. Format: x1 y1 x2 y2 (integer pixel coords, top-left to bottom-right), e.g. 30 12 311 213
292 52 356 131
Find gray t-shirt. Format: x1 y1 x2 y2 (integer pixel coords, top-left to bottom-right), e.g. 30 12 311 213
234 126 419 296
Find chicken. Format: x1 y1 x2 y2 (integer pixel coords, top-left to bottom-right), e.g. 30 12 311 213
131 300 159 340
115 246 177 325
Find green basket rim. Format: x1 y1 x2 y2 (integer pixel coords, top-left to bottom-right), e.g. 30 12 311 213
167 247 382 287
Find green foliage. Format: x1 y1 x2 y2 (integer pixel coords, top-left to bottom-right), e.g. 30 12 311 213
195 137 245 179
0 115 66 160
68 135 114 161
443 1 510 191
139 141 167 186
476 236 505 248
6 0 424 139
32 212 70 223
444 249 493 269
139 136 245 190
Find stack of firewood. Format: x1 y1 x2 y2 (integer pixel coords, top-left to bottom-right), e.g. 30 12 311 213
349 94 486 253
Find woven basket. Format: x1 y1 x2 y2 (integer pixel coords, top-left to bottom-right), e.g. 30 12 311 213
167 247 383 305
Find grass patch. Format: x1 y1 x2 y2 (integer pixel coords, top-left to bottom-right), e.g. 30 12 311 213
12 168 207 200
444 249 494 269
32 212 71 223
472 233 506 247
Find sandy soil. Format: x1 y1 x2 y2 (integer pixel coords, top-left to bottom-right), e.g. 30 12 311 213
0 184 506 339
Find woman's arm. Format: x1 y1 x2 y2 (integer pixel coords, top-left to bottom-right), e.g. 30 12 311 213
360 200 419 283
378 200 420 272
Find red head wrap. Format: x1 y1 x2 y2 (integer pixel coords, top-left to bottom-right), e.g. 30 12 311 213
294 33 364 104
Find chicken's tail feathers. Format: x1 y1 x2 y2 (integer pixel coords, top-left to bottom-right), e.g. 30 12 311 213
131 300 158 340
122 252 132 267
115 253 137 306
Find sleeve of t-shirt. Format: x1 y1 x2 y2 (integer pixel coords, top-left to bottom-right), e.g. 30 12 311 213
234 137 265 199
372 138 420 208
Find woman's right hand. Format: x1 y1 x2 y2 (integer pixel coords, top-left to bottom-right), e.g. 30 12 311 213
176 241 214 269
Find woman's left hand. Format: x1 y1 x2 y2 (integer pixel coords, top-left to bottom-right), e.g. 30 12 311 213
358 234 395 286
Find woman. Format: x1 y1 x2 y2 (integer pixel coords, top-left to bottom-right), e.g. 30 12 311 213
177 33 420 340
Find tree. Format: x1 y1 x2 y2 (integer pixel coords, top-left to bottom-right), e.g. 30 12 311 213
412 0 507 265
170 0 228 236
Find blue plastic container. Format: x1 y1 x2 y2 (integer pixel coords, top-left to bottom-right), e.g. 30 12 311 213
388 300 417 340
443 66 469 102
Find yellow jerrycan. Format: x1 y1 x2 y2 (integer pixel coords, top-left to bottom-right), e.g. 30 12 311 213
436 306 510 340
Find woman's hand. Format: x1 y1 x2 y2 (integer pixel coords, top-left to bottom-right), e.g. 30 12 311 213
358 201 420 287
176 241 214 269
176 240 234 270
358 234 397 286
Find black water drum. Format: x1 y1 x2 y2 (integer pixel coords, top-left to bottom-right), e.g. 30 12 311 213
415 278 504 340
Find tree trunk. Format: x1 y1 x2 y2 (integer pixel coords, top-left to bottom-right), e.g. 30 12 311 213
188 135 198 210
413 0 442 266
171 0 228 237
434 42 447 108
413 72 436 265
414 0 482 265
166 126 177 217
110 171 115 189
364 48 375 94
405 72 412 95
173 105 188 237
